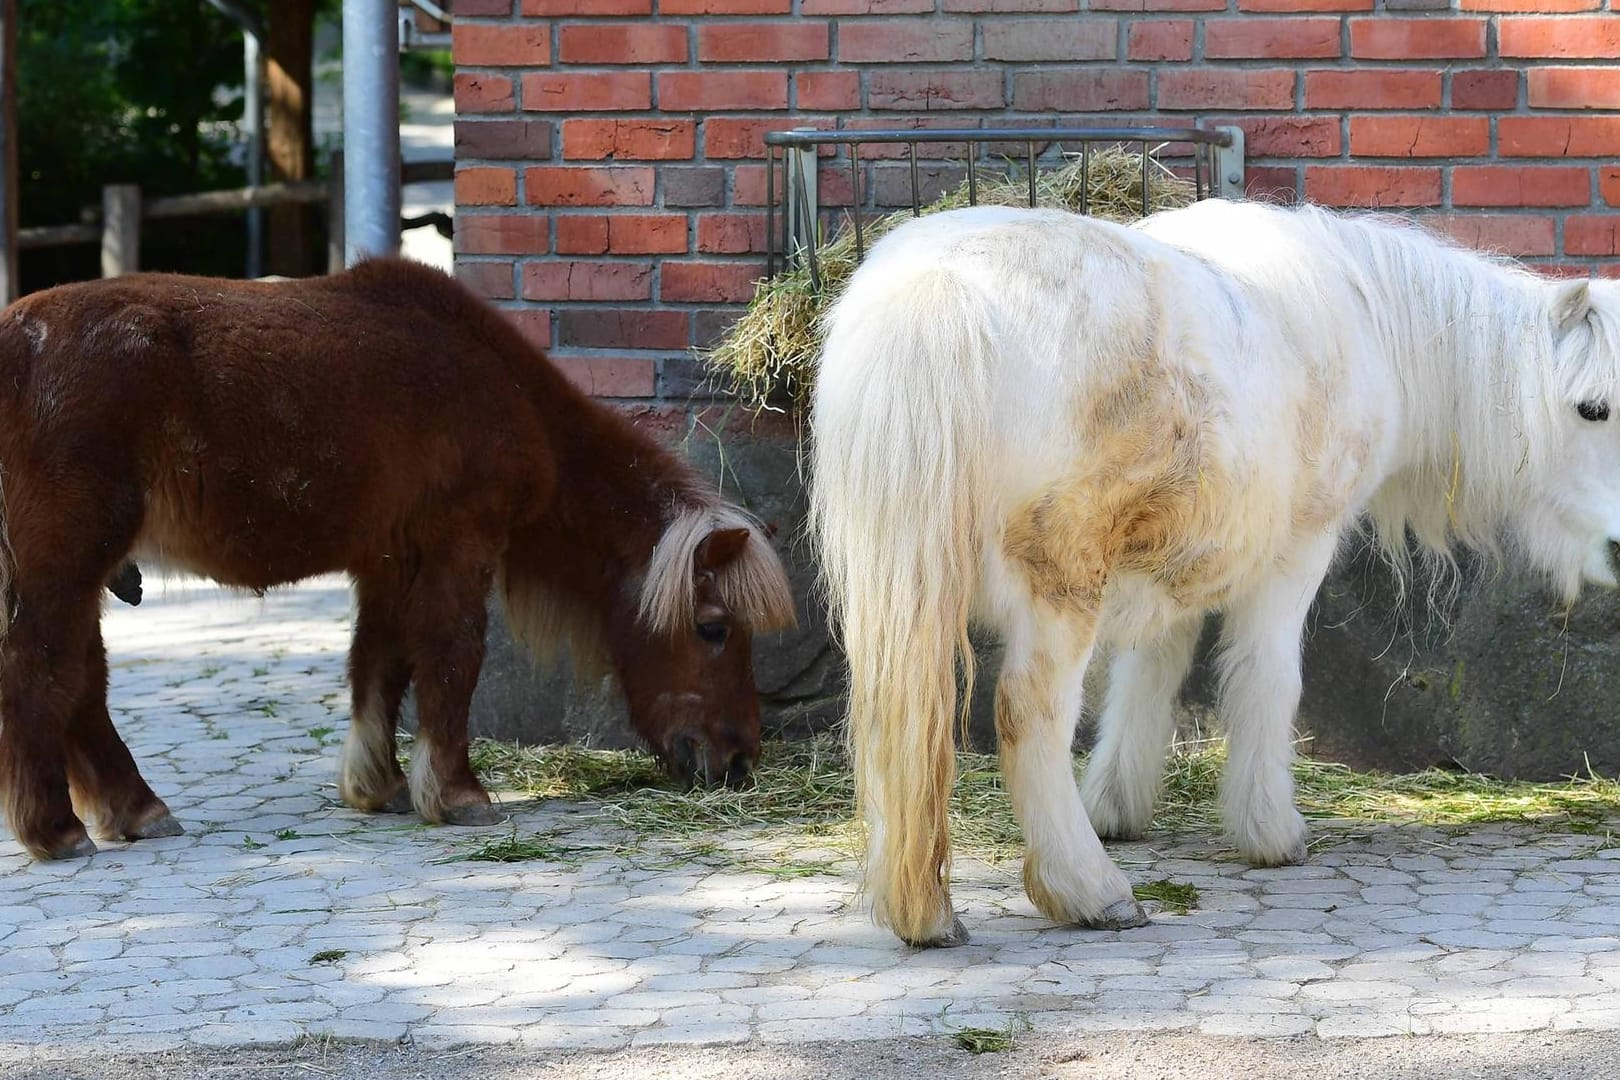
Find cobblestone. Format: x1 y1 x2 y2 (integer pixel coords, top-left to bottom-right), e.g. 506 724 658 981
5 577 1620 1054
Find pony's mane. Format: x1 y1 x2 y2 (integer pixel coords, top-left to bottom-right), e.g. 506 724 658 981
638 500 797 636
1285 206 1620 582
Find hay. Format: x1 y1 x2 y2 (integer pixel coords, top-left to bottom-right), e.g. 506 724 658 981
456 734 1620 874
705 147 1200 413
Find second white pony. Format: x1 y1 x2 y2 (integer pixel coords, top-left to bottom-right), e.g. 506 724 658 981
809 199 1620 948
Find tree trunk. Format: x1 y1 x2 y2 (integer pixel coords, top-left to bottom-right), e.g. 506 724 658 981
266 0 318 277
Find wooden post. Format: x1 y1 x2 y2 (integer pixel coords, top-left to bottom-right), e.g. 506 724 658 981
0 0 18 304
326 149 344 273
101 184 142 277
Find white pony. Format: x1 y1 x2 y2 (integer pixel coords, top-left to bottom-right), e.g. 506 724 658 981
809 198 1620 947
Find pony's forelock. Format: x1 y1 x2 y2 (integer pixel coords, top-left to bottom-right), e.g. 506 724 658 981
637 503 796 636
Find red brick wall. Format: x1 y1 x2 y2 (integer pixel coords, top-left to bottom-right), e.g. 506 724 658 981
451 1 1620 403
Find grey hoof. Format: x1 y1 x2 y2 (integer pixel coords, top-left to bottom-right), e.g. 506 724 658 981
1090 898 1149 930
1246 840 1309 868
379 788 414 815
129 811 185 839
49 834 98 860
442 802 504 827
901 915 970 949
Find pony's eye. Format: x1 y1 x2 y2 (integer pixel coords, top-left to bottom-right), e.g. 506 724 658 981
1578 400 1611 423
696 621 729 645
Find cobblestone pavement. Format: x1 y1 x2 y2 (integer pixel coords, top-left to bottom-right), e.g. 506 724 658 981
5 578 1620 1057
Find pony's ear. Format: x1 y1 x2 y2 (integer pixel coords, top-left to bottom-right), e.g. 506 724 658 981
694 527 752 573
1553 279 1592 335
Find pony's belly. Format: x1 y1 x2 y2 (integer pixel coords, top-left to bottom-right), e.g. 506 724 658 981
132 488 347 591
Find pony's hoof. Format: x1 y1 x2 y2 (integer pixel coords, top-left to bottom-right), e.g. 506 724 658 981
1089 898 1149 930
379 788 414 815
44 834 98 860
442 802 503 827
900 915 970 949
128 811 185 840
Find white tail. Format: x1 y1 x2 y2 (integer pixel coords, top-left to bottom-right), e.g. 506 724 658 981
810 266 997 945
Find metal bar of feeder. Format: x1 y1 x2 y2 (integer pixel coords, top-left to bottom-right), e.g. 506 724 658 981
1027 142 1036 207
908 142 920 216
1141 140 1151 217
1080 143 1090 216
849 144 865 263
967 152 977 206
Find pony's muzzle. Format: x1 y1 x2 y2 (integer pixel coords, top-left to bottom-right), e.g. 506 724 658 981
667 731 756 789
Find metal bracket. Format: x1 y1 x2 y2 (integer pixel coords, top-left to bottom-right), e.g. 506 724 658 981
1213 125 1245 200
783 133 819 276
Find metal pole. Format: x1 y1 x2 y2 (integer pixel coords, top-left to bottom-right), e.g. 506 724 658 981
244 30 263 278
101 184 141 277
0 0 16 304
341 0 400 266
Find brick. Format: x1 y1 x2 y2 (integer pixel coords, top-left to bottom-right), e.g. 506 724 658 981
664 167 727 207
802 0 931 11
1463 0 1600 10
698 23 830 62
705 118 801 159
522 261 653 301
1452 166 1590 207
1350 18 1486 59
869 70 1005 110
455 260 516 300
1246 165 1301 201
1383 0 1448 8
452 24 549 67
524 166 655 206
1348 116 1489 157
456 214 549 255
561 119 696 161
557 310 690 351
1603 167 1620 206
1528 67 1620 108
1304 165 1442 206
557 25 688 64
1091 0 1224 9
943 0 1077 9
1239 0 1371 8
550 357 657 399
522 72 651 112
455 119 553 160
982 19 1116 61
693 308 743 350
1499 117 1620 157
522 0 650 11
796 71 861 110
1500 17 1620 59
1230 115 1343 157
455 166 517 206
1426 214 1556 257
1011 70 1150 111
664 0 790 10
456 0 518 13
1129 20 1193 61
697 213 770 254
871 162 966 206
1158 69 1296 110
1304 69 1441 109
554 216 609 255
1566 217 1620 256
658 71 788 111
1451 69 1519 110
661 262 762 304
454 73 514 113
839 20 974 62
502 308 552 351
1205 17 1341 58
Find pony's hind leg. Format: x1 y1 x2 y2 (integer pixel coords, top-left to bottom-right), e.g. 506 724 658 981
1217 536 1337 867
338 574 413 814
64 627 180 842
1080 616 1204 841
996 608 1146 929
0 591 101 859
402 555 500 827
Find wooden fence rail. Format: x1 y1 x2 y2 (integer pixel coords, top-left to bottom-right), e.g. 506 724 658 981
15 157 452 277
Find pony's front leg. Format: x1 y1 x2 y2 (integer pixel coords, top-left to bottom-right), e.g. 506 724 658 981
1080 616 1204 840
998 609 1146 930
1217 538 1337 867
404 560 501 827
339 573 413 814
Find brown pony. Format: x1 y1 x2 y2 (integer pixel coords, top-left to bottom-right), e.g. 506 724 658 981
0 258 796 861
